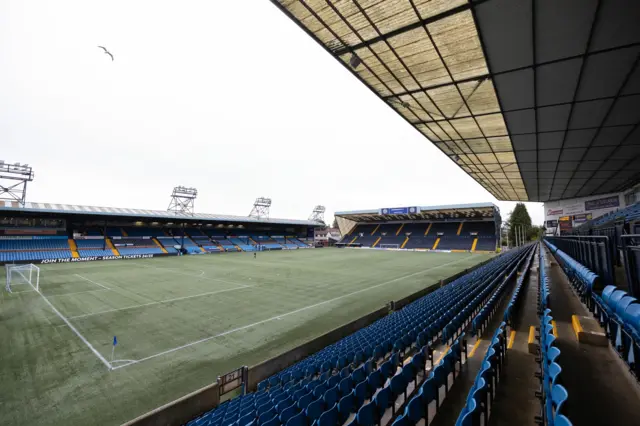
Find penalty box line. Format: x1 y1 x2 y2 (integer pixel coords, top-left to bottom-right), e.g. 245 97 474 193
74 274 111 290
29 280 112 369
112 255 474 370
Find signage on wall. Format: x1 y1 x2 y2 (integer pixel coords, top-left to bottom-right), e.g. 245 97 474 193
584 195 620 211
380 207 419 215
573 213 593 224
559 220 573 233
547 208 563 216
546 220 558 228
564 204 584 215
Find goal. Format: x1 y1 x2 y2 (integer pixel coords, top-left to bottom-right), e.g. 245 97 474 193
379 244 400 249
5 264 40 293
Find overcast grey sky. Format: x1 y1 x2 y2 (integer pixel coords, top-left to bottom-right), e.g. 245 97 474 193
1 0 543 225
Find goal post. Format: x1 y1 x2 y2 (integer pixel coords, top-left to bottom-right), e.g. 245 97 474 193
5 263 40 293
379 244 400 249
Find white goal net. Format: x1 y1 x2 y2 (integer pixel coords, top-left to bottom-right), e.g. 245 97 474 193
5 264 40 293
379 244 400 249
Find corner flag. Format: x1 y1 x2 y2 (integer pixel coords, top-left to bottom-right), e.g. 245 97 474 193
110 336 117 368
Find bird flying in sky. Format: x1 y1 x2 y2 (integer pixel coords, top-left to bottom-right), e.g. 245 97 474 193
98 46 114 61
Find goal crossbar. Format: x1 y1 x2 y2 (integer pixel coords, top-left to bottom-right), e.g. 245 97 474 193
5 263 40 293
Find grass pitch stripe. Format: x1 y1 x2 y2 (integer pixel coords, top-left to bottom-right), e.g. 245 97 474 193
29 281 112 369
129 262 250 287
68 284 255 320
112 256 473 370
74 274 111 290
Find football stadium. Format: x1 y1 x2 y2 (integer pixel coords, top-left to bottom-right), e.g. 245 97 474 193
3 1 640 426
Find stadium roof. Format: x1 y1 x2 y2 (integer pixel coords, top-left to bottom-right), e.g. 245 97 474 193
0 201 322 226
335 202 497 222
270 0 640 202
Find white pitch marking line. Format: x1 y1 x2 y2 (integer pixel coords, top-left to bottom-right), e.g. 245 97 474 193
67 284 255 320
27 281 112 369
47 288 111 297
128 262 247 287
112 256 474 370
74 274 111 290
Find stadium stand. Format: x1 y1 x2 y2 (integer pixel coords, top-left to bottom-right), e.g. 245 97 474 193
105 227 124 237
82 228 103 236
254 236 283 251
217 239 240 252
124 227 166 237
111 238 166 255
336 204 499 252
290 238 310 248
229 237 257 252
185 245 533 426
273 237 299 250
75 239 114 257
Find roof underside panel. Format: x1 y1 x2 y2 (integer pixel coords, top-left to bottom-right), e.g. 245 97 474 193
272 0 640 202
274 0 527 201
475 0 640 201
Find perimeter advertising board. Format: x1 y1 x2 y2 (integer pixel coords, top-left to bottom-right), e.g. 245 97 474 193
1 253 178 266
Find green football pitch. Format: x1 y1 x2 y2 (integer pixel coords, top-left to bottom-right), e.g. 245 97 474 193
0 248 492 426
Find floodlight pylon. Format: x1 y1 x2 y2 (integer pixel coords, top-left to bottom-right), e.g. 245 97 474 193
168 186 197 215
308 205 326 223
249 197 271 219
0 161 34 206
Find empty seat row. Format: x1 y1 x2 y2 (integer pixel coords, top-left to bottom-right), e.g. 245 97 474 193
446 245 533 341
392 335 466 426
117 247 165 255
537 245 572 426
593 286 640 379
78 249 114 257
0 250 71 261
455 323 508 426
75 239 109 249
470 245 534 337
544 241 601 299
503 248 536 326
0 238 70 251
